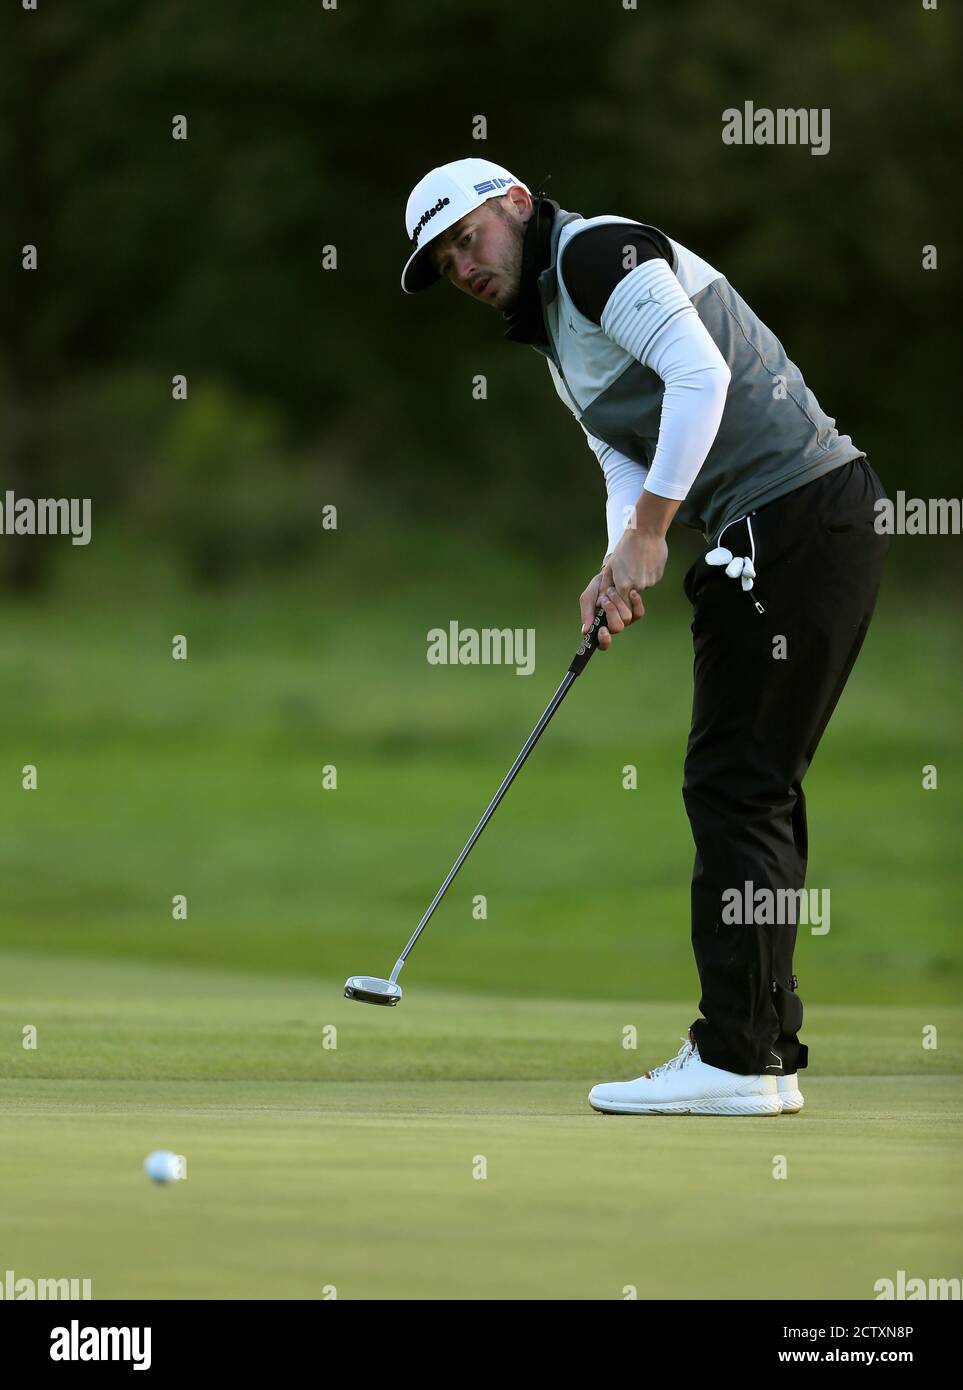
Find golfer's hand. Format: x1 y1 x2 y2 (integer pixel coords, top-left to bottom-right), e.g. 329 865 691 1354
580 529 667 651
579 565 641 652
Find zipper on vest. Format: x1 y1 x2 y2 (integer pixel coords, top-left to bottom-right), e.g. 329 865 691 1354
537 264 582 417
555 366 581 416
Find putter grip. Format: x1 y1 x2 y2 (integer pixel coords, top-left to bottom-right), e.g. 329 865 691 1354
568 607 608 676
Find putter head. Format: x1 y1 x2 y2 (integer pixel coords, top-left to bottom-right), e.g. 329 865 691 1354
344 975 403 1007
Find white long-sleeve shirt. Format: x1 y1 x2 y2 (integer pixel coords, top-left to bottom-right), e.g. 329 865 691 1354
581 258 732 559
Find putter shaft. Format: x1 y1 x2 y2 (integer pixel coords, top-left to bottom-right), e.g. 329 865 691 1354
388 606 609 984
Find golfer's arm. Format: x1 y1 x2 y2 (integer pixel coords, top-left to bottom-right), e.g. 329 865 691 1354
632 489 681 538
599 260 731 520
582 428 650 563
580 265 730 561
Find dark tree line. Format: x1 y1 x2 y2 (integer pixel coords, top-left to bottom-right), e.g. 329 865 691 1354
2 0 957 586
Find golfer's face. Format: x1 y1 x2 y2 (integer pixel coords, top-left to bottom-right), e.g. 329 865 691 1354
432 202 523 311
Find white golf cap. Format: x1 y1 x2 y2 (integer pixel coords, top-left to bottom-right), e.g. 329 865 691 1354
401 158 531 293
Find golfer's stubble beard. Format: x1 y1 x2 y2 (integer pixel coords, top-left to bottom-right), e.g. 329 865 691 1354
497 218 526 313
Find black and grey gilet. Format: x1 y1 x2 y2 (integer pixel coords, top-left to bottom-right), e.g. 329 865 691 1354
532 207 863 540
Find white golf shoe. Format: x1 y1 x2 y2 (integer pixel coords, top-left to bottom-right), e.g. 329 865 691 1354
588 1032 783 1116
776 1073 804 1113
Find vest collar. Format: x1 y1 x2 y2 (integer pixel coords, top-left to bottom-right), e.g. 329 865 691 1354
502 200 582 347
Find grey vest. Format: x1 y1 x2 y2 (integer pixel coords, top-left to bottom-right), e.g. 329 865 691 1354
532 207 863 540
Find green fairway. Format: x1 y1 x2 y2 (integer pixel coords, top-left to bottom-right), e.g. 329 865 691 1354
1 954 960 1299
1 564 960 1298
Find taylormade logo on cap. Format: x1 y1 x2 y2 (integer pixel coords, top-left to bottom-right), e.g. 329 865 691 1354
411 196 451 247
401 157 530 293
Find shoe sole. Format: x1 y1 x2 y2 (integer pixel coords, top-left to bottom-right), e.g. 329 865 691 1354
779 1091 804 1113
589 1094 784 1117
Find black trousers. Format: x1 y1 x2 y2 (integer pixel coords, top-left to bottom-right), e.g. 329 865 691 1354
682 458 891 1076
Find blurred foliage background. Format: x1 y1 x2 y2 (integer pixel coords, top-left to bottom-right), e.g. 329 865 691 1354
1 0 959 590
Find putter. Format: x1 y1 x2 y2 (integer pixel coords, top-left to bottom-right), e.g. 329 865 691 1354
344 605 611 1006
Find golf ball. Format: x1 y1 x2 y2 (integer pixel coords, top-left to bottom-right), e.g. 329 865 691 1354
143 1150 183 1184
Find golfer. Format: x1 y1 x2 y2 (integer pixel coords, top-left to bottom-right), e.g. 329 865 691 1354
401 158 890 1116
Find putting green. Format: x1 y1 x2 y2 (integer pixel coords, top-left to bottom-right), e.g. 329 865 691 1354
1 954 959 1299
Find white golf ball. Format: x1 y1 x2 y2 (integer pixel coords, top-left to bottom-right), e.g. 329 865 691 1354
144 1150 182 1184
